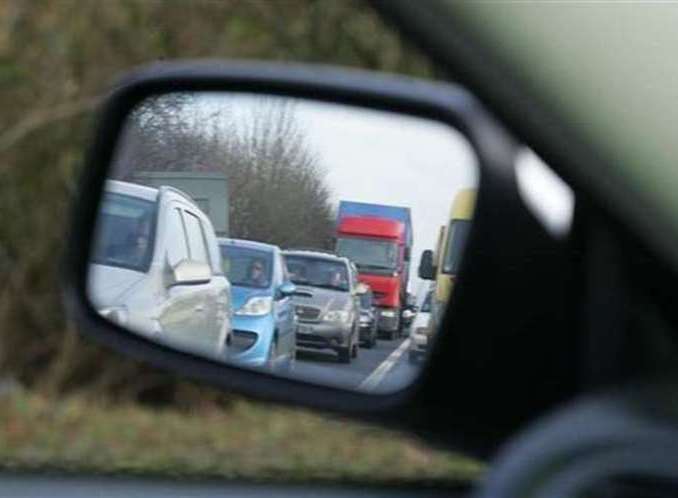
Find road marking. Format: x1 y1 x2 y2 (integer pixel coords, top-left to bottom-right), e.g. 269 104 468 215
358 338 410 393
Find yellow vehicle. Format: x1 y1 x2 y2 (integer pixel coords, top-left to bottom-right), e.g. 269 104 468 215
418 189 476 324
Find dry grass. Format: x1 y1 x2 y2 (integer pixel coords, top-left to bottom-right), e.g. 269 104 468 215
0 389 483 484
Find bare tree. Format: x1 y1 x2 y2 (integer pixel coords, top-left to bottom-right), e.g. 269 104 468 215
223 99 334 249
114 95 334 249
112 93 219 178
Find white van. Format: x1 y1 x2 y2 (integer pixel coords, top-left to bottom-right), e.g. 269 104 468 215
88 180 232 358
409 288 434 363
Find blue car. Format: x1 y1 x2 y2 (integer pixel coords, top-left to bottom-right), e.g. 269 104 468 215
218 238 297 372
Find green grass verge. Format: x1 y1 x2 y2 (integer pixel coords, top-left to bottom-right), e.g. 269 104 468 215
0 389 483 484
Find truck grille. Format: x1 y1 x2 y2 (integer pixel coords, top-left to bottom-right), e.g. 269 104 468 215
295 305 321 322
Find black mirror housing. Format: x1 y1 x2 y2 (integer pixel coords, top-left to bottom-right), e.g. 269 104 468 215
64 60 579 460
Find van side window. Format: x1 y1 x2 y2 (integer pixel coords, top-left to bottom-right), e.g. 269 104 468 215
166 207 190 267
183 211 210 266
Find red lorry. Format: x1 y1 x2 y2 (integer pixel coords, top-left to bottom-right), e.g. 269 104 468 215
334 201 413 340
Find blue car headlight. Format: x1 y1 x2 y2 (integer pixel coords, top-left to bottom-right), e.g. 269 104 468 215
235 296 273 316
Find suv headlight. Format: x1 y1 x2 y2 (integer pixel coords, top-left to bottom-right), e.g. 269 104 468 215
236 296 273 316
324 310 351 323
99 306 129 326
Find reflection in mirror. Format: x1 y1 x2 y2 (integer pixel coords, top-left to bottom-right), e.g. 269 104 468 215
88 93 479 393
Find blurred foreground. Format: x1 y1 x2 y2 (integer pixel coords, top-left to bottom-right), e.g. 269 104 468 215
0 388 482 484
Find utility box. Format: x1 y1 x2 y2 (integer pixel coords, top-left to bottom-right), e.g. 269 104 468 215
131 171 229 236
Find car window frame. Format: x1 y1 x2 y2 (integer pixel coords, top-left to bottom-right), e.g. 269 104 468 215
164 204 191 269
181 208 212 268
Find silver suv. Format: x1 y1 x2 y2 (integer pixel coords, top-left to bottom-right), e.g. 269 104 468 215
282 250 363 363
88 180 232 359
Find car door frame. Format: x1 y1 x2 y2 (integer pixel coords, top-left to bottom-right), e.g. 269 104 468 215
155 200 204 346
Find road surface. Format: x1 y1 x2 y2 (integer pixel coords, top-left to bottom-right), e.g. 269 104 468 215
293 333 422 393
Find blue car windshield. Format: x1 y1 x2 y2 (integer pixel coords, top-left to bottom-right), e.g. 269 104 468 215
221 245 273 289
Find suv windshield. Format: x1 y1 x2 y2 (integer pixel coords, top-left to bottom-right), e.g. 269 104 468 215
284 255 349 292
221 245 273 289
91 193 156 272
335 237 398 272
442 219 471 275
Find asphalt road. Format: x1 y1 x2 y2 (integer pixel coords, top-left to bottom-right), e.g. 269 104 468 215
292 332 421 394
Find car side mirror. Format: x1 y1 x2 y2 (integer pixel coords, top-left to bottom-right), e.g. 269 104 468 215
169 260 212 287
355 282 369 295
292 289 314 298
418 250 435 280
69 61 569 459
278 281 297 297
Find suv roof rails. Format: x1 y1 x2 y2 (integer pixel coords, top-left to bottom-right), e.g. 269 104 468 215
284 248 349 262
158 185 199 208
284 246 336 255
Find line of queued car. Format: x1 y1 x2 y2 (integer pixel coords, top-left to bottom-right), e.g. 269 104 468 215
90 180 412 371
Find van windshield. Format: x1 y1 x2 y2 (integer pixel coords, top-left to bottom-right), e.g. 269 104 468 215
91 193 157 272
442 219 471 275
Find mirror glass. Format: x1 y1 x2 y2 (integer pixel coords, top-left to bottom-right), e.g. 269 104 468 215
87 92 479 393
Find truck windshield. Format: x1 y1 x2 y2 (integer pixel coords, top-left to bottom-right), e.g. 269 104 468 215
284 256 349 292
442 219 471 275
335 237 398 272
220 245 273 289
91 193 156 272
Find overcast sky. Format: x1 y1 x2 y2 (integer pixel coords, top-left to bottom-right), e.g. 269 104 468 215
182 93 480 294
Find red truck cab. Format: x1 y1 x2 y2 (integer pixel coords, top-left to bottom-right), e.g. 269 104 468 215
335 215 407 339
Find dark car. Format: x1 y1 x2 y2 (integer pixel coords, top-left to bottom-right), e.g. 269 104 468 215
358 287 378 348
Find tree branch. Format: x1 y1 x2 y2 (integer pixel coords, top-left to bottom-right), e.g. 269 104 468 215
0 96 101 156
